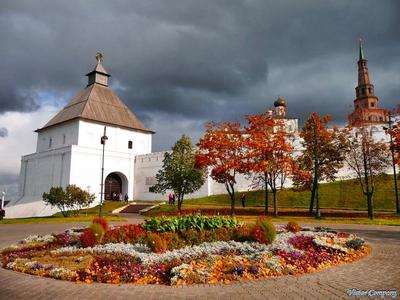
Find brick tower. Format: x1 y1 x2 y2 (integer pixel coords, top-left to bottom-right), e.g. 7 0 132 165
348 39 388 127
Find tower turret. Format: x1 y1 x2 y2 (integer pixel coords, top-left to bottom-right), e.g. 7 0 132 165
348 39 388 127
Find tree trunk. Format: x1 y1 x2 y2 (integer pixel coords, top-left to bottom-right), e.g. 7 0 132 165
309 161 319 216
309 176 317 215
226 182 236 216
366 192 374 220
177 194 184 212
264 175 269 215
272 189 278 217
315 182 321 219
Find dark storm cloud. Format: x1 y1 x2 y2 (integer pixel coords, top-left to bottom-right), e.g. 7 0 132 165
0 127 8 138
0 0 399 150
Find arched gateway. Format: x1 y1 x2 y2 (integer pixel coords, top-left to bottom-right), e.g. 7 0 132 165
105 172 128 200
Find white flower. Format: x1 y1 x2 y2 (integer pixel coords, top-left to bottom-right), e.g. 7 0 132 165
20 234 56 244
6 262 16 269
48 267 77 280
263 255 282 272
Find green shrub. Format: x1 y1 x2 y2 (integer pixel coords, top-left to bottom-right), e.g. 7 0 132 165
255 217 276 244
345 238 365 250
142 215 239 233
89 223 105 243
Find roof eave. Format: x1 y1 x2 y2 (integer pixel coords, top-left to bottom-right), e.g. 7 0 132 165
35 117 155 134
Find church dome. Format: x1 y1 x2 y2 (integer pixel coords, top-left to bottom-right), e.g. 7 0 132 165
274 96 287 107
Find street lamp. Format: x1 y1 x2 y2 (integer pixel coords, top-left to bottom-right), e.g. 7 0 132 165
99 126 108 217
383 114 399 214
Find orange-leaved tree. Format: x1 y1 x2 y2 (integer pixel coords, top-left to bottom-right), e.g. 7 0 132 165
244 112 293 216
298 112 347 217
392 121 400 167
344 126 390 219
196 122 246 216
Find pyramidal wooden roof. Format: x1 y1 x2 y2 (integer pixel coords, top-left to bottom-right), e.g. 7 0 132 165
38 55 153 133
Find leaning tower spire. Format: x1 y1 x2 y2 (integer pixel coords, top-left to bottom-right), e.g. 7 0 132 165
348 39 388 127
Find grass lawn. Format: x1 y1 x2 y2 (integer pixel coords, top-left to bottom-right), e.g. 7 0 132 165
182 174 399 211
236 216 400 226
146 204 400 226
0 214 125 224
0 201 127 224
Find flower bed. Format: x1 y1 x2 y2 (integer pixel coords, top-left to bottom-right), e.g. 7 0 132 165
0 217 370 285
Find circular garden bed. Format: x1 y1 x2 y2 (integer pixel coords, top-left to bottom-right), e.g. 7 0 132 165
0 216 370 285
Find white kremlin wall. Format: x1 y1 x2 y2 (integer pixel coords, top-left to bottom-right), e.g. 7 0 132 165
132 121 398 201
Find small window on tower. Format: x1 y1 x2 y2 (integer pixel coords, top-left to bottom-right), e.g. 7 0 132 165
362 88 366 95
62 134 66 144
49 138 52 148
371 103 374 107
368 88 372 94
128 140 133 149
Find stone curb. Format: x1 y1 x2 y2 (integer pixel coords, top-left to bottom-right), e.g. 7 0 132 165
139 202 166 215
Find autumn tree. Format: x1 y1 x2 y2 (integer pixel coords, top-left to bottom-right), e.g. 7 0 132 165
196 122 245 216
390 121 400 213
345 127 390 219
392 121 400 167
151 135 206 212
245 112 293 216
298 112 347 217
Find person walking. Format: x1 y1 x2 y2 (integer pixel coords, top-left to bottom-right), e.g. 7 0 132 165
168 193 173 205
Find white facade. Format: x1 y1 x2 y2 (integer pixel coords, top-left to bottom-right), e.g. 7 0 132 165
133 152 255 201
5 119 152 218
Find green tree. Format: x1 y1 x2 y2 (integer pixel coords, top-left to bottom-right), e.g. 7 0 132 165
66 184 96 215
42 185 95 217
42 186 70 217
151 135 206 211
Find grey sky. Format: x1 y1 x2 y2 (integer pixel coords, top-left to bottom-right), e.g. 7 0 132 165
0 0 399 189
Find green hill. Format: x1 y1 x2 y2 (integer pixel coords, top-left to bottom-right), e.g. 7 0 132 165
185 174 398 211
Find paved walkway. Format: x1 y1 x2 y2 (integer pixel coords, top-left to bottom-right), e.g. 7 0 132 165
0 218 399 300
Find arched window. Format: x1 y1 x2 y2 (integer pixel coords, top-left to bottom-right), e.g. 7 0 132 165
128 140 133 149
48 138 52 148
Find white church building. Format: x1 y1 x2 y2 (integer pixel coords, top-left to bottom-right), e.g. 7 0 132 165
4 54 396 218
6 55 156 218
